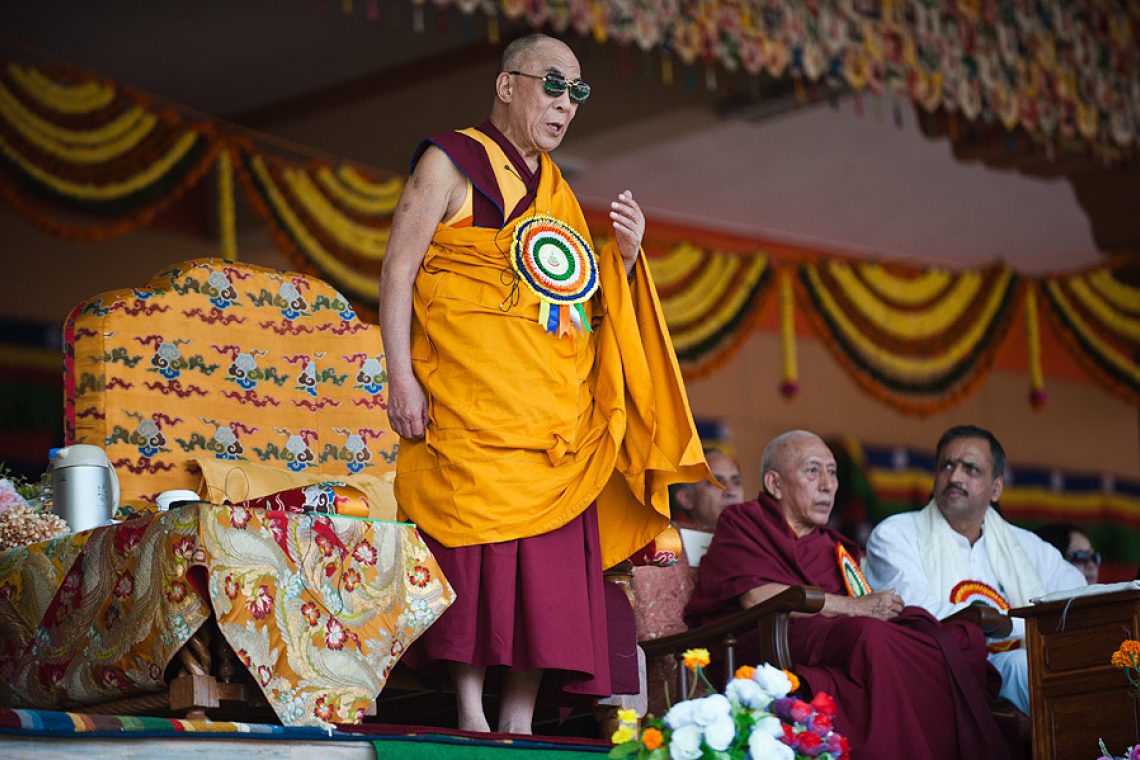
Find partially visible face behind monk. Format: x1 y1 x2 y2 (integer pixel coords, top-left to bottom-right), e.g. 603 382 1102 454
767 434 838 537
499 37 581 155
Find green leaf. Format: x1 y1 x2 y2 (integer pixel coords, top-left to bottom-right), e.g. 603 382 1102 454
608 740 642 759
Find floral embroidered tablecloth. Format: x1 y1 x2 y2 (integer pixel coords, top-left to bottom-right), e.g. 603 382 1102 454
0 504 454 726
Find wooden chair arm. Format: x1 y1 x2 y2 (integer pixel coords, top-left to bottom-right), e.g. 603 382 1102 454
943 604 1013 638
639 585 825 671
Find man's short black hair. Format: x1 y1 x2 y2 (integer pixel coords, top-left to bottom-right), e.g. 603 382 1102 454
934 424 1006 479
1035 522 1085 555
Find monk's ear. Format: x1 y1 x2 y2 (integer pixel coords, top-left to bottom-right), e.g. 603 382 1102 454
762 470 781 500
496 72 513 103
674 485 694 512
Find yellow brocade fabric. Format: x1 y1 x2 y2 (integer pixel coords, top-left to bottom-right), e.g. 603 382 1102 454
395 149 709 569
0 505 453 726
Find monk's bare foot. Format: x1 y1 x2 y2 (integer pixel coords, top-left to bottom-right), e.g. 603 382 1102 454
497 718 532 735
458 711 491 733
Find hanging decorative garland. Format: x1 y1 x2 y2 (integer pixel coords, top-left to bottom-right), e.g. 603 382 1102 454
239 152 384 303
1040 266 1140 406
651 243 771 378
0 62 219 241
797 260 1021 416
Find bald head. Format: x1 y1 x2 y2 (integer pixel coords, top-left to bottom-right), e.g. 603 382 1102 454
499 34 571 73
760 430 838 537
761 430 823 488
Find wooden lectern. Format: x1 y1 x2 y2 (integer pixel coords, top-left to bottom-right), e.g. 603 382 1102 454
1012 588 1140 760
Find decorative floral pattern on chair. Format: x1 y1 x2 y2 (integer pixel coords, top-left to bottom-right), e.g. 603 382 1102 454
63 258 397 513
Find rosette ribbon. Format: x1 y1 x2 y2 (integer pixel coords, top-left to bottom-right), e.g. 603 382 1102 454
510 214 599 339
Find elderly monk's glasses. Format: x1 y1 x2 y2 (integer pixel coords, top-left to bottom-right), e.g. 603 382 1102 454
508 71 591 104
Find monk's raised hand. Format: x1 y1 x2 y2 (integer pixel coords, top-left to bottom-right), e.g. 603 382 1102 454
609 190 644 276
387 374 429 441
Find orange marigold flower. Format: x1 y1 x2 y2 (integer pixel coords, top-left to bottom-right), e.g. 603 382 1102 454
784 669 801 692
642 727 663 750
1112 650 1133 669
1121 640 1140 656
682 647 710 671
735 665 756 680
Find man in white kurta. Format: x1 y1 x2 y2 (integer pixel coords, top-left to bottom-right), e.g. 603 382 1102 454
863 425 1085 714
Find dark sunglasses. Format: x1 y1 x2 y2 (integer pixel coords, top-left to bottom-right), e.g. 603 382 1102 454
508 70 591 104
1066 549 1102 566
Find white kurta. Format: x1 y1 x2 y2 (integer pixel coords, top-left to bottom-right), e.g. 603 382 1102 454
863 511 1086 713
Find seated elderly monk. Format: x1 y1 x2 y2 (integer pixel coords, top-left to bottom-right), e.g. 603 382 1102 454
685 430 1010 760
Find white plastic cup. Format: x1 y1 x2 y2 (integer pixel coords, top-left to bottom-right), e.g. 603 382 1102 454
156 489 202 512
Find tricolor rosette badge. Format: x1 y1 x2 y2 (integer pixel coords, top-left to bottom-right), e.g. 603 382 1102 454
510 215 599 338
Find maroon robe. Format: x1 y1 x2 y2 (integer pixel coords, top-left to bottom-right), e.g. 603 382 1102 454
400 124 636 705
685 494 1010 760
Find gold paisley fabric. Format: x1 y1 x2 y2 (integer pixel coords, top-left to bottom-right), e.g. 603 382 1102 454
0 504 453 727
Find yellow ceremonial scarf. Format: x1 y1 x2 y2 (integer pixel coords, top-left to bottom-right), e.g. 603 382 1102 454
395 137 709 569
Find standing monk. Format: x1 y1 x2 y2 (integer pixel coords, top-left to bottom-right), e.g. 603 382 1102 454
686 431 1011 759
379 34 709 734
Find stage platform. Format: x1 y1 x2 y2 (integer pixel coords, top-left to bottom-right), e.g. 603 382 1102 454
0 708 611 759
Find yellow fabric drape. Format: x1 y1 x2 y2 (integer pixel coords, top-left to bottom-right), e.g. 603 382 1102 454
394 151 709 568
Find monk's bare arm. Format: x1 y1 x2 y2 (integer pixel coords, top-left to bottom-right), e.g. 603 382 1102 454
379 147 465 440
740 584 904 621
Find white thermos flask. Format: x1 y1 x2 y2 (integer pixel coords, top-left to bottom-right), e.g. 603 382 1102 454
51 444 121 533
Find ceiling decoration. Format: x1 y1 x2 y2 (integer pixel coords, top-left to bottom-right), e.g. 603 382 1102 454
421 0 1140 159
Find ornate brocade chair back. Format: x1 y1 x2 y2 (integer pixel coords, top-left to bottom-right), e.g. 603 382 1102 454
63 258 396 512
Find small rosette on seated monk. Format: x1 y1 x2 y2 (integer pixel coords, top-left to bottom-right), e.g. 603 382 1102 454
230 482 370 517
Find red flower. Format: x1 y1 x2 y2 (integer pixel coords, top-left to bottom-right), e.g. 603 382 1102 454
113 524 145 554
789 698 812 724
257 665 272 686
61 566 83 595
314 695 336 722
229 505 251 529
809 712 833 735
782 723 795 742
172 537 196 561
247 585 274 619
224 574 242 599
325 617 347 650
811 691 837 717
352 540 376 566
301 601 321 626
165 579 187 602
795 730 822 750
343 567 361 592
390 640 404 657
315 534 334 558
113 571 135 598
39 663 65 686
408 565 431 587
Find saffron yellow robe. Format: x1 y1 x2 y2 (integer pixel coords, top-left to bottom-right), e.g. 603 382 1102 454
395 136 708 569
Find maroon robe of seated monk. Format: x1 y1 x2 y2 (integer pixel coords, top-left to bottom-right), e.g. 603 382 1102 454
685 494 1010 760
